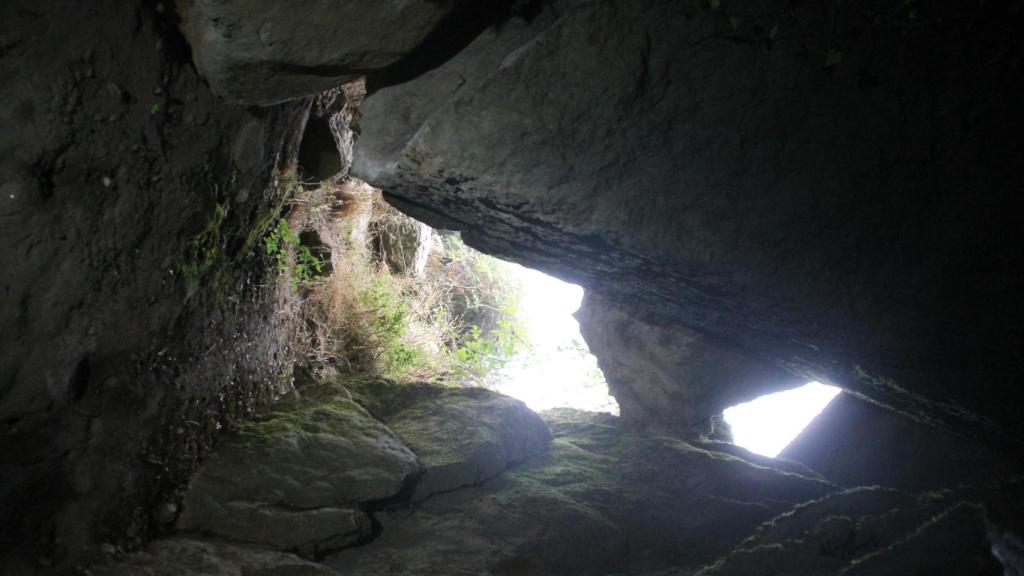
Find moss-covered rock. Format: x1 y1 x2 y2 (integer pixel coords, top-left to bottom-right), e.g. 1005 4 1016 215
326 409 835 575
345 378 552 500
176 380 420 556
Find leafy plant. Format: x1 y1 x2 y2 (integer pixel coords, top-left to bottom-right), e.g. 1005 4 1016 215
450 314 526 378
264 218 326 289
296 193 527 384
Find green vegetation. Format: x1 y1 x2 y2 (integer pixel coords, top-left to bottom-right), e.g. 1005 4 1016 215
264 218 327 289
355 274 429 378
434 234 526 378
450 318 523 378
299 191 525 383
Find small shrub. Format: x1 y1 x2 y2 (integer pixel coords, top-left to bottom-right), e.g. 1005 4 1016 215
264 218 326 289
296 188 526 384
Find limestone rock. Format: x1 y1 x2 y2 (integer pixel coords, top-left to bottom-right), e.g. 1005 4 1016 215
0 0 315 567
347 379 552 500
842 503 998 576
779 393 1023 491
351 0 1024 446
697 489 1001 576
371 210 435 277
326 409 834 575
176 0 457 105
576 292 807 432
177 382 420 555
93 537 341 576
391 388 552 500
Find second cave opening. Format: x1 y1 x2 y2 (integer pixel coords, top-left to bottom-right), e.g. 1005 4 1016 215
723 382 841 457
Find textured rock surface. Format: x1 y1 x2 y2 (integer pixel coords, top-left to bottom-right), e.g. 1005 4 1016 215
346 379 552 500
577 293 806 432
0 0 312 569
4 0 1024 573
177 380 420 555
175 0 542 105
92 537 341 576
371 212 435 277
326 409 835 575
779 393 1023 492
176 0 452 105
697 488 1003 576
352 0 1024 447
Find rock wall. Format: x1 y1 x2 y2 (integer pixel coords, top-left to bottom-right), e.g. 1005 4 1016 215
577 292 806 433
351 0 1024 449
0 1 316 569
780 392 1023 492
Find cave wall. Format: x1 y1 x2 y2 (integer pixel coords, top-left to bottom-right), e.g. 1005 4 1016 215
780 392 1024 492
3 0 1024 573
576 292 806 433
351 0 1024 448
0 1 312 569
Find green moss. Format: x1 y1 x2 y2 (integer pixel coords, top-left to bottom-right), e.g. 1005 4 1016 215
237 394 371 442
503 416 626 506
177 168 307 304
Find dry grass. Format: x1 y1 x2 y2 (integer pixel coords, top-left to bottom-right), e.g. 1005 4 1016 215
286 177 524 384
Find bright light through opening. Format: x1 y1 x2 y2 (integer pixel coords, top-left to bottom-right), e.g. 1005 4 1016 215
487 264 618 414
723 382 841 457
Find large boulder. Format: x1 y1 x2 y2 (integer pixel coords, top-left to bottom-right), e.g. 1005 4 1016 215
346 379 552 500
175 0 450 104
351 0 1024 447
176 381 421 557
175 0 531 105
370 208 435 277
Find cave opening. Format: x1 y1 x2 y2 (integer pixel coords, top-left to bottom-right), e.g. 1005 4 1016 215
486 262 618 415
722 382 841 457
291 180 616 415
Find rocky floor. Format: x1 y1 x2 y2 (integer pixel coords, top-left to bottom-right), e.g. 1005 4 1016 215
90 375 1020 575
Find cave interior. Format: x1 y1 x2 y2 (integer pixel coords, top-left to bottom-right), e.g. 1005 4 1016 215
1 0 1023 574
